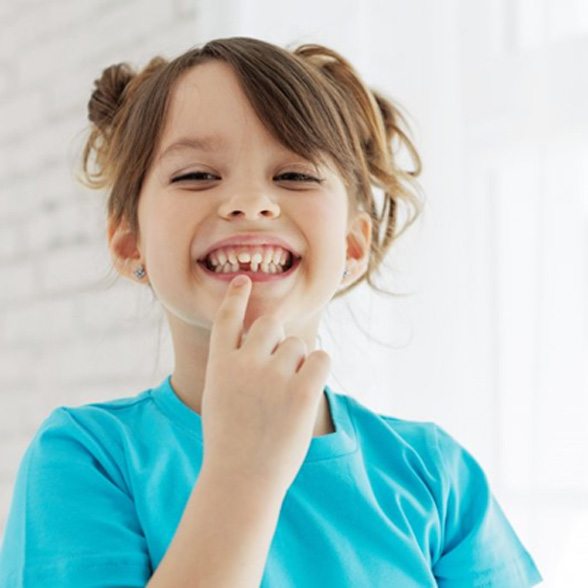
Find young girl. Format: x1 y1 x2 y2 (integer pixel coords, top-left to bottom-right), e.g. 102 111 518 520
0 37 542 587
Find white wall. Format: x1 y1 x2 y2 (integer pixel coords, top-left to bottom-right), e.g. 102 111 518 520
0 0 202 532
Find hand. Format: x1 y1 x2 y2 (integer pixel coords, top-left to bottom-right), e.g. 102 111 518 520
200 275 331 493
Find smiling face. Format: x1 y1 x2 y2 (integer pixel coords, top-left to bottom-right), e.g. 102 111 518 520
109 58 371 348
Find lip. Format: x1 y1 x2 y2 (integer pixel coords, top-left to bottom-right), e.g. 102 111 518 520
197 255 302 282
198 233 302 260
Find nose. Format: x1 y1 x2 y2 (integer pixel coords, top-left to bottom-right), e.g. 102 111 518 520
217 183 281 219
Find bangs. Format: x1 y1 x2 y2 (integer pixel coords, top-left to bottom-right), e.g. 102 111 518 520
195 37 358 185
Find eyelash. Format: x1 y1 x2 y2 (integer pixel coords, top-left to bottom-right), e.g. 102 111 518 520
171 172 323 184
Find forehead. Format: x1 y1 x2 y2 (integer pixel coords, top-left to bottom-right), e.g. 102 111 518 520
164 61 250 132
172 60 241 105
156 61 275 160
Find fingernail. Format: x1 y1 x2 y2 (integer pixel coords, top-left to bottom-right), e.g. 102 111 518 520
233 275 248 287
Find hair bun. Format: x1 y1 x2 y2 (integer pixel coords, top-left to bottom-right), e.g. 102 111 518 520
87 63 135 132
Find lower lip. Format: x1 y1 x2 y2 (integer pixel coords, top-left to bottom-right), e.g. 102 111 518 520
197 257 302 282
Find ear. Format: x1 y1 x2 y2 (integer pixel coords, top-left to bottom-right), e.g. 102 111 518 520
107 217 143 280
344 210 372 280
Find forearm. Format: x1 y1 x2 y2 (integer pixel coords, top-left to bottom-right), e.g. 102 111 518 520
146 466 286 587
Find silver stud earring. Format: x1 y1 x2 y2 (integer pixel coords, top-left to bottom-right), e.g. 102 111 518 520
343 266 349 278
134 265 146 280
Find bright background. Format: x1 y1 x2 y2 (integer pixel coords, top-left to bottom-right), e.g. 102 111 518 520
1 0 586 585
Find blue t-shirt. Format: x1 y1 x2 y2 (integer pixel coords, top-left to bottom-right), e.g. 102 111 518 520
0 375 542 587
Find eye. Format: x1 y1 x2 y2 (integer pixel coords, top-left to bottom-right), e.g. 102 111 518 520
170 171 323 184
171 171 219 183
276 172 323 183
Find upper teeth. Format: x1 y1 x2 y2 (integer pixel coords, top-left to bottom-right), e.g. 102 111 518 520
205 246 292 274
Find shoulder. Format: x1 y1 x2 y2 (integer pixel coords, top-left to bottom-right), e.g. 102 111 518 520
36 386 156 442
22 386 159 489
1 394 155 586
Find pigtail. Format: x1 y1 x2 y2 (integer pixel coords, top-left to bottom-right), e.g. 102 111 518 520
87 63 135 134
79 57 168 191
363 88 423 244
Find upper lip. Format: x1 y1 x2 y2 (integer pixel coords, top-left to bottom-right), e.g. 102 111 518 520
198 233 302 260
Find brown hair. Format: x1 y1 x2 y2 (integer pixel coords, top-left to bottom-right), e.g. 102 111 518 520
79 36 424 300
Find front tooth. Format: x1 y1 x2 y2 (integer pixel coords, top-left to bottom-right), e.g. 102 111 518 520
230 261 239 272
237 251 251 263
263 247 273 266
251 252 263 272
227 249 238 264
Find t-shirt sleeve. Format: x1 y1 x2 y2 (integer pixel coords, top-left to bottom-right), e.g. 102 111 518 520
0 407 151 587
430 424 543 587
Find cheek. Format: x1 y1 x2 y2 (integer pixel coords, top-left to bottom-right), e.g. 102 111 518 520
301 196 344 225
318 201 348 236
149 197 204 236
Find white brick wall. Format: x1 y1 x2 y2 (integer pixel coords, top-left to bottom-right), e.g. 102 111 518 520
0 0 199 536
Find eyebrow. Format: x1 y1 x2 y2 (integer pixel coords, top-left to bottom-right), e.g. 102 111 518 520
156 135 229 164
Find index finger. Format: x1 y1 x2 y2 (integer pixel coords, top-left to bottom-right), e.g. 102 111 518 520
209 275 252 355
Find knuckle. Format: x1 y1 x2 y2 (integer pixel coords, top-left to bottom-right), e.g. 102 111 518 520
256 314 276 326
215 306 234 322
216 301 231 315
283 336 307 351
311 349 331 363
253 314 282 332
264 314 282 327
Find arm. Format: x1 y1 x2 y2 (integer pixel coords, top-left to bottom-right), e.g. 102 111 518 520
146 467 287 588
148 275 329 587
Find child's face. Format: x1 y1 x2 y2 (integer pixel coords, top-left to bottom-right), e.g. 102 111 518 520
131 59 370 339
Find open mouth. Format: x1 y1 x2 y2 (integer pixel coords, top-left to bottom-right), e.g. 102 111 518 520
197 255 302 282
